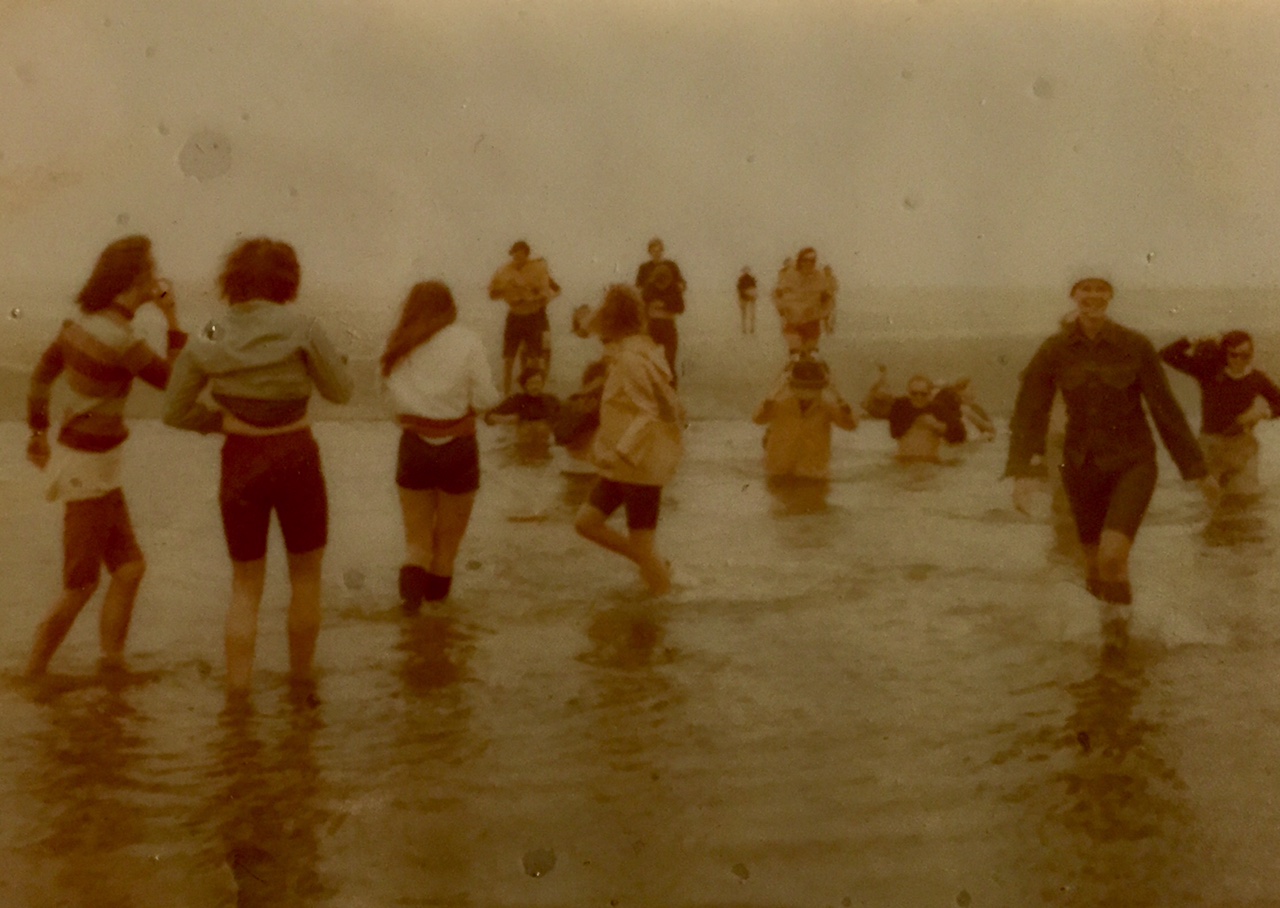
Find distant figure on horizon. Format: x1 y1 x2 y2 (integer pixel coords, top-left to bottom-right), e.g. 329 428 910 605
1160 330 1280 498
488 240 560 395
25 235 187 677
753 355 858 480
772 247 837 355
736 266 757 335
889 375 966 463
574 285 684 595
635 237 686 382
164 237 353 695
862 363 894 420
1006 277 1218 608
381 281 501 614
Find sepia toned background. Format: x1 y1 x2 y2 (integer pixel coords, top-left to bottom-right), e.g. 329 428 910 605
2 1 1280 906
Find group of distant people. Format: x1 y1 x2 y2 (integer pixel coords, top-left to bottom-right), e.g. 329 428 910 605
19 233 1280 695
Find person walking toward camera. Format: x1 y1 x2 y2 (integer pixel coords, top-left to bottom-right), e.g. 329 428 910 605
1006 277 1217 607
635 237 687 380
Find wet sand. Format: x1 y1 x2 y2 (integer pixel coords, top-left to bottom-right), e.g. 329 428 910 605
2 419 1280 906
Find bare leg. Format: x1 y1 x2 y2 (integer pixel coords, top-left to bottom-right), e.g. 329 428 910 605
574 505 671 594
628 528 671 595
98 559 145 669
26 582 99 676
286 549 324 682
430 491 478 577
399 487 440 570
1096 529 1133 583
226 558 267 693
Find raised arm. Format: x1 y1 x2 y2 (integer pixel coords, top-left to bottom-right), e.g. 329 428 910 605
1138 338 1207 480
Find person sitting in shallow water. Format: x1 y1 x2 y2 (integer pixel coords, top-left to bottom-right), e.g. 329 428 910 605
753 356 858 480
485 365 561 426
888 375 966 462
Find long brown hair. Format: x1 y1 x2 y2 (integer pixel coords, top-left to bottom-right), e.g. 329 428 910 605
380 281 457 377
77 235 153 312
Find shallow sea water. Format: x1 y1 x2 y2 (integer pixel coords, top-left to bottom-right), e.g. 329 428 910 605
2 418 1280 907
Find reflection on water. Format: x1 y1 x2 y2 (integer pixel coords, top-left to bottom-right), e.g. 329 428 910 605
1002 620 1201 907
1202 495 1271 549
207 689 332 907
765 476 830 516
26 671 153 907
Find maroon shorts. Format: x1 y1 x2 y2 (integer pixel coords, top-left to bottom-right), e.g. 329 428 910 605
784 320 822 346
220 430 329 562
63 488 143 589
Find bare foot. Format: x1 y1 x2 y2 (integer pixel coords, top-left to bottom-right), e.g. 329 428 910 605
639 557 672 596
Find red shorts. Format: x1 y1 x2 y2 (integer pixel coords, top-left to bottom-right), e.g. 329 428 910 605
63 488 143 589
783 320 822 346
220 430 329 562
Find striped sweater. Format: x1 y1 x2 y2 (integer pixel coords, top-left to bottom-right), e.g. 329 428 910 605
28 311 188 453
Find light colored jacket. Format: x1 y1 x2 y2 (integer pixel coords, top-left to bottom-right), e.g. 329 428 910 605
164 300 352 432
772 264 838 326
753 394 857 479
590 334 684 486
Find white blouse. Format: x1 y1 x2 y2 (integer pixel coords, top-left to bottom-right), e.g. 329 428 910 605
384 323 500 421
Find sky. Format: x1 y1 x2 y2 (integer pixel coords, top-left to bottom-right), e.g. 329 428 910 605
1 0 1279 337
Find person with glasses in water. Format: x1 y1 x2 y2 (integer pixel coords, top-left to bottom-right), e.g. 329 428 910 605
1159 329 1280 498
1007 277 1218 608
888 375 966 463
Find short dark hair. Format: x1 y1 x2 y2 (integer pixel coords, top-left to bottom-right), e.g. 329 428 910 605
1222 330 1253 351
77 235 153 312
1070 277 1113 296
220 238 300 304
509 240 530 256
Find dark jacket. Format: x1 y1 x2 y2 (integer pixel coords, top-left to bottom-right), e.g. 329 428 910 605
1006 319 1206 479
1159 337 1280 436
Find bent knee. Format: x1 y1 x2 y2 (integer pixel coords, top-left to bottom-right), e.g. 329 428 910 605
573 508 602 536
112 559 147 585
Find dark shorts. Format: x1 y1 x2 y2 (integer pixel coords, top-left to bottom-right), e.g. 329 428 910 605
1060 458 1158 546
784 320 822 346
503 310 550 360
588 477 662 531
63 488 143 589
220 430 329 563
396 431 481 495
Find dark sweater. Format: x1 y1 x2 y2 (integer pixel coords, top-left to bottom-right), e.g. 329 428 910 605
1159 337 1280 436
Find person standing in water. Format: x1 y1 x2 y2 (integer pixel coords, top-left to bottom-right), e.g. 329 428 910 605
736 266 757 335
1159 330 1280 497
574 285 684 595
888 375 967 463
164 238 353 695
772 247 838 356
25 235 187 676
1006 277 1218 606
753 356 858 480
381 281 501 614
488 240 560 395
634 237 687 381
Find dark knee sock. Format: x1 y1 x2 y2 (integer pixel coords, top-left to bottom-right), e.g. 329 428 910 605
423 573 453 602
399 565 430 614
1097 580 1132 605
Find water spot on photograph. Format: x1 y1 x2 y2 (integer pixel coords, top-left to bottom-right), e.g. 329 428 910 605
901 68 914 81
145 45 157 59
158 122 170 137
1146 251 1156 263
731 862 750 880
180 130 232 182
903 194 921 211
203 321 223 341
116 213 130 226
522 848 556 877
343 568 365 591
1032 76 1054 100
956 890 972 907
9 308 22 319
